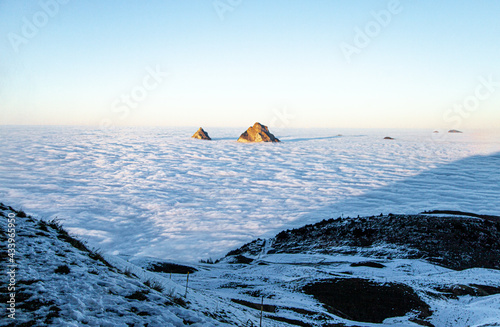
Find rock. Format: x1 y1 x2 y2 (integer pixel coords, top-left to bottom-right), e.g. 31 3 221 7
448 129 463 133
383 136 394 140
192 127 211 140
433 131 439 133
237 122 280 143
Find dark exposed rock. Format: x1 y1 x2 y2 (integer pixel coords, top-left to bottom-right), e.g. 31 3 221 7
303 278 431 323
146 262 197 274
192 127 211 140
383 136 395 140
350 261 386 268
237 122 280 143
434 284 500 299
448 129 463 133
228 255 253 264
231 298 276 313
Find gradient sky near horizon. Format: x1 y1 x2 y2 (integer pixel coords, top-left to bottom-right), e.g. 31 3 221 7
1 0 500 129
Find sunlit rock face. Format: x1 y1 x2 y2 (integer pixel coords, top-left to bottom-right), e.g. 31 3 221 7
237 122 280 143
192 127 211 140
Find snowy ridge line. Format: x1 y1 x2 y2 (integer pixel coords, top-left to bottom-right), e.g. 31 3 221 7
421 210 500 222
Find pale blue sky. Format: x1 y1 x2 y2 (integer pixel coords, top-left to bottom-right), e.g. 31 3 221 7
1 0 500 129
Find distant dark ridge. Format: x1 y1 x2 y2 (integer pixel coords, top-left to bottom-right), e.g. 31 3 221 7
226 213 500 270
423 210 500 222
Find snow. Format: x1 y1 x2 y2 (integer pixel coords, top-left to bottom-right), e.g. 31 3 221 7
0 205 263 326
187 251 500 326
2 205 500 326
0 126 499 262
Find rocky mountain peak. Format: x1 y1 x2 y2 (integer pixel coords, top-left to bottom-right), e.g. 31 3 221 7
237 122 280 143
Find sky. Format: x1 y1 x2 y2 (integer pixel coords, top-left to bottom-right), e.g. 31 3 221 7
1 0 500 129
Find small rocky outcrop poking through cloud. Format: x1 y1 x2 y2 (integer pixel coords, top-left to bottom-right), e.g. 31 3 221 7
237 122 280 143
192 127 211 140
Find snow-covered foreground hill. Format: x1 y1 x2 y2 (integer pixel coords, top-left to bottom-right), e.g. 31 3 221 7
2 204 500 326
0 126 499 262
0 204 254 326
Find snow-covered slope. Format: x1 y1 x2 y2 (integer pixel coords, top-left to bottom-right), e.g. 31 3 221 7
0 204 259 327
3 204 500 326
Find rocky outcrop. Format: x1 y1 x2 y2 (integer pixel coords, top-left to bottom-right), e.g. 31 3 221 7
237 122 280 143
192 127 211 140
247 213 500 270
383 136 394 140
448 129 463 133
